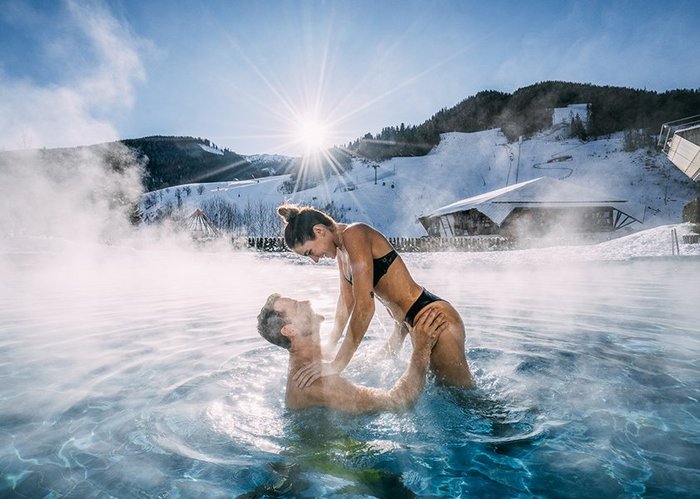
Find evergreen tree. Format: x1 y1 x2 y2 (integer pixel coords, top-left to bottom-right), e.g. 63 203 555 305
570 114 587 141
346 82 700 161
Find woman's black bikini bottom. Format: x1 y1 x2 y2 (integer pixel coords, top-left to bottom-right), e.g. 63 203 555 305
404 288 443 327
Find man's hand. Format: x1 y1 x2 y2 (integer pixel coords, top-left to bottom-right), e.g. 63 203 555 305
293 361 340 389
410 308 446 353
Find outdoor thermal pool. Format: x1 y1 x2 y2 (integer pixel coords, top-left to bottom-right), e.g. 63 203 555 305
0 242 698 497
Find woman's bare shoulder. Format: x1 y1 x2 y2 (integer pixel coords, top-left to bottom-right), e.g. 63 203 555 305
345 221 370 231
344 223 391 253
345 222 383 238
342 223 373 241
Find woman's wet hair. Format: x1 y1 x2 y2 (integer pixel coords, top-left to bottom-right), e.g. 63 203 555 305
257 293 292 350
277 203 335 249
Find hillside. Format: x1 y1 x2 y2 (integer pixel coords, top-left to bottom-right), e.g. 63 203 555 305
140 105 699 238
120 137 352 191
349 82 700 161
0 136 299 192
121 136 252 190
6 82 695 194
120 136 306 191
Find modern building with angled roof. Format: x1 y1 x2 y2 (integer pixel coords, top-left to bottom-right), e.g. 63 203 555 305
419 177 646 238
658 115 700 182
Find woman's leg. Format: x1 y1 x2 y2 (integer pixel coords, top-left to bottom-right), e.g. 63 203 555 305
415 302 475 388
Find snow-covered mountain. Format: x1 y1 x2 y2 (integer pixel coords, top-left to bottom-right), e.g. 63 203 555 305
141 107 699 238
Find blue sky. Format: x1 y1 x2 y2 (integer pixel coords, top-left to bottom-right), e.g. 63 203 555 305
1 0 698 156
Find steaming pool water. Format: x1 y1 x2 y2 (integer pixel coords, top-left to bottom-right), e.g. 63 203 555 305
1 243 698 497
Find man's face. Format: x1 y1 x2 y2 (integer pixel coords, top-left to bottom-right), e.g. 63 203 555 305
274 296 323 334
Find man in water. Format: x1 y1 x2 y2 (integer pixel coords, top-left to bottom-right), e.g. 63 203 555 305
257 293 448 414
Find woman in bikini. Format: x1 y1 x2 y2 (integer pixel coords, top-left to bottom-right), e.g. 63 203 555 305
276 203 474 389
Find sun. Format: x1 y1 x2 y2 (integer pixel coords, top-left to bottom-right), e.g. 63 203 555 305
297 118 329 154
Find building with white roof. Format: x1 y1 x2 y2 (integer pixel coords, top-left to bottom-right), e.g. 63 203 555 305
419 177 645 238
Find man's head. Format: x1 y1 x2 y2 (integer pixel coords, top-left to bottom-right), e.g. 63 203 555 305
257 294 323 350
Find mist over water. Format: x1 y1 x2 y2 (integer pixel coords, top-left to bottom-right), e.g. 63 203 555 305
2 241 698 496
0 145 144 243
1 152 699 496
2 0 698 493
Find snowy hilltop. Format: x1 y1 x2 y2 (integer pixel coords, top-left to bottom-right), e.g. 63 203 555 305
140 105 698 239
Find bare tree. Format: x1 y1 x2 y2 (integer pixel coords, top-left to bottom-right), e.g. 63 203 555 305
149 195 281 237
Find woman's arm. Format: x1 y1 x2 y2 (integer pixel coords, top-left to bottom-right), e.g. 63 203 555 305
324 266 354 354
328 226 375 372
293 226 376 388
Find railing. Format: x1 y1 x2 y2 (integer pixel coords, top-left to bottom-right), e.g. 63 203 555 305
682 233 699 244
386 236 512 252
240 236 513 253
658 114 700 152
243 237 287 252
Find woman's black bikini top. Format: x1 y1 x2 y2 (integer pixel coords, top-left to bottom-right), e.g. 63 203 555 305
345 249 398 287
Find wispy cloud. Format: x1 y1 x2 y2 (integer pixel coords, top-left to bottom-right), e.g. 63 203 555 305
0 0 146 151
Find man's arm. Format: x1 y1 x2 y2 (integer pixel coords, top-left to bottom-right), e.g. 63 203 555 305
306 309 446 414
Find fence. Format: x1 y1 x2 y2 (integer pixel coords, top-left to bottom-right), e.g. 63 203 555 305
387 236 512 252
243 237 288 252
240 236 513 253
682 233 699 244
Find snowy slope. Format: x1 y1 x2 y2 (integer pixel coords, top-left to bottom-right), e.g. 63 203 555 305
404 223 700 265
198 144 224 155
141 114 698 238
552 103 589 126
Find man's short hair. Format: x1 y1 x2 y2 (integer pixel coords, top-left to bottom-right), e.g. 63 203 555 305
257 293 292 350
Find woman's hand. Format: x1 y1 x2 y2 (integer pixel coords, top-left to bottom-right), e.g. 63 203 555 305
292 361 340 388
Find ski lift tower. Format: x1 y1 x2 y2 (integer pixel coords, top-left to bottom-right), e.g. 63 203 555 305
658 114 700 182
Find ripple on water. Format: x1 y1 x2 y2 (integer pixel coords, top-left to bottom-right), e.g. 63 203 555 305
2 251 700 497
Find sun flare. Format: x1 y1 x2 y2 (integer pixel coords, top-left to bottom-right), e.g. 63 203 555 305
297 119 329 153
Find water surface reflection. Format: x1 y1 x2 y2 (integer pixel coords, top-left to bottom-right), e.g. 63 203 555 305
1 246 698 496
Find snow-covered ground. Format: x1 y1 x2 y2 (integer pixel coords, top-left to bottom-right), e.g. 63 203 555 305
409 223 700 265
142 105 699 240
552 103 589 127
198 144 224 155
